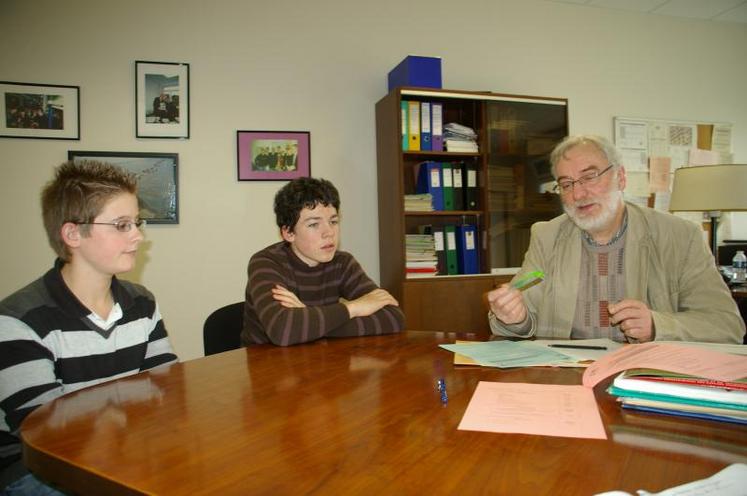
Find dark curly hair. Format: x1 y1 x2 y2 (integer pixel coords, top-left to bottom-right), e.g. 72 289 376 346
274 177 340 232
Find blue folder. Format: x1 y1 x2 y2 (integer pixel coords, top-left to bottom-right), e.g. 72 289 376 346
420 102 432 151
416 161 443 211
455 224 479 274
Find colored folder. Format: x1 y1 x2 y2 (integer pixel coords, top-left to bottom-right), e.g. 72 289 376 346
433 226 446 275
400 101 408 151
465 162 478 210
415 161 443 211
452 162 465 210
444 225 458 275
420 102 432 151
441 162 454 210
407 101 420 151
455 224 479 274
431 103 443 152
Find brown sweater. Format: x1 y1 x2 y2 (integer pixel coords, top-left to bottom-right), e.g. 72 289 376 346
241 242 405 346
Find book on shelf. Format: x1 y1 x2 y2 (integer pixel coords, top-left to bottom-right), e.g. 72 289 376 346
405 233 437 278
404 193 433 212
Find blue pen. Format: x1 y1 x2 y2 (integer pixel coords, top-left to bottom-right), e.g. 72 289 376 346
437 378 448 404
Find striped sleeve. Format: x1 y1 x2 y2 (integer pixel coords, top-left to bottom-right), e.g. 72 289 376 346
0 316 62 434
328 255 405 337
140 302 178 371
247 252 350 346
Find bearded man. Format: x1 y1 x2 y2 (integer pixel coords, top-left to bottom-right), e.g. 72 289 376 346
487 134 744 344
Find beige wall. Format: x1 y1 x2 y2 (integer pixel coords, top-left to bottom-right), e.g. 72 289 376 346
1 0 746 360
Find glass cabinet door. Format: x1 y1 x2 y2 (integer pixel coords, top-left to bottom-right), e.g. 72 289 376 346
485 99 568 269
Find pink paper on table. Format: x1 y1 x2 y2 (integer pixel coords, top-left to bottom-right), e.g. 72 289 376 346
583 342 747 388
458 381 606 440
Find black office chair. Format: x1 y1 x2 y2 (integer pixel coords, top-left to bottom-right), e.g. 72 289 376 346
203 302 244 356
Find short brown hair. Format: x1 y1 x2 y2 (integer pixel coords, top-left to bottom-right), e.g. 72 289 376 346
41 160 138 261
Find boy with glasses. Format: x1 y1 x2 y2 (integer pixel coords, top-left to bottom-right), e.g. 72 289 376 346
0 161 178 494
242 177 405 346
488 134 744 344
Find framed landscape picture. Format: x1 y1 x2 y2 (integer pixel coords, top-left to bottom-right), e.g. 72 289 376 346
68 151 179 224
237 130 310 181
135 61 190 139
0 81 80 140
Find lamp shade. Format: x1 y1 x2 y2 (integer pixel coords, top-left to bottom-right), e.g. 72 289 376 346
669 164 747 212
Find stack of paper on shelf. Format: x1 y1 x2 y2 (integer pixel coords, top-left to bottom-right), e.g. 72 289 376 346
608 368 747 425
444 122 478 152
404 193 433 212
405 234 437 278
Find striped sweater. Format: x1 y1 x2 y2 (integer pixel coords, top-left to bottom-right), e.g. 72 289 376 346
0 260 177 468
241 242 405 346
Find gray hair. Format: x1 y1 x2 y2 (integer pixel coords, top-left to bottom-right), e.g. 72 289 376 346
550 134 622 178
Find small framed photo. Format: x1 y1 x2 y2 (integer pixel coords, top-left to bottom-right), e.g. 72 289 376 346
68 151 179 224
135 61 189 139
237 130 310 181
0 81 80 140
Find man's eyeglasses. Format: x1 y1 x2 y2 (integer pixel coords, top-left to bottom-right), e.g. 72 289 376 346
553 165 614 194
75 219 147 232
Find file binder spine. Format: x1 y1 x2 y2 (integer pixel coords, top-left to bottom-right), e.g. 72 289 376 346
407 101 420 151
415 161 443 211
431 103 443 152
456 224 479 274
401 101 408 151
452 162 464 211
441 162 454 211
465 162 478 210
444 225 458 275
420 102 432 151
433 226 446 275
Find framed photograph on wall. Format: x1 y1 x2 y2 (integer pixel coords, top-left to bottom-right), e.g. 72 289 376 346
68 151 179 224
135 61 189 139
237 130 310 181
0 81 80 140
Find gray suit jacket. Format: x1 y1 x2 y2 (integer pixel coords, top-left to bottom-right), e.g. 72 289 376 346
489 203 745 343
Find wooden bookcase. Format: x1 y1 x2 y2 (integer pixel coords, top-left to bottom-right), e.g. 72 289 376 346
375 87 568 332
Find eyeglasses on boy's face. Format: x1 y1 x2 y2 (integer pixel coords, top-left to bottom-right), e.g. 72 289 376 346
553 164 614 195
74 219 147 233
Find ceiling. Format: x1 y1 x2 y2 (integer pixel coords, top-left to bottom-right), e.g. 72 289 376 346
547 0 747 24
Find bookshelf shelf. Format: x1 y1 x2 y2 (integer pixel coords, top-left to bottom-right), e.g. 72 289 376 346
375 87 568 332
404 210 483 216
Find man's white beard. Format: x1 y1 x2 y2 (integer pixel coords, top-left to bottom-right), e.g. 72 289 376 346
563 186 624 234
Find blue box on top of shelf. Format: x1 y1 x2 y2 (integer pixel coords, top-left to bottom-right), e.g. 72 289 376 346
387 56 442 92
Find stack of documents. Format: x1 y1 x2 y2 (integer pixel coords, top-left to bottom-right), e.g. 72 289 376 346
440 339 621 368
404 193 433 211
608 369 747 425
444 123 478 152
405 234 437 278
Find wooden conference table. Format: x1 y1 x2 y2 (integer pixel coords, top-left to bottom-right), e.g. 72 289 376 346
21 331 747 495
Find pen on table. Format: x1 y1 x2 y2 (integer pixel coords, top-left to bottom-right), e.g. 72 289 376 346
547 344 608 350
437 378 448 405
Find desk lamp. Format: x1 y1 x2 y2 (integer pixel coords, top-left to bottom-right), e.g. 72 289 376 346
669 164 747 256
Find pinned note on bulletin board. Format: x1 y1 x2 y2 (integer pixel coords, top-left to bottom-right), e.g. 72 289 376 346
613 117 733 212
